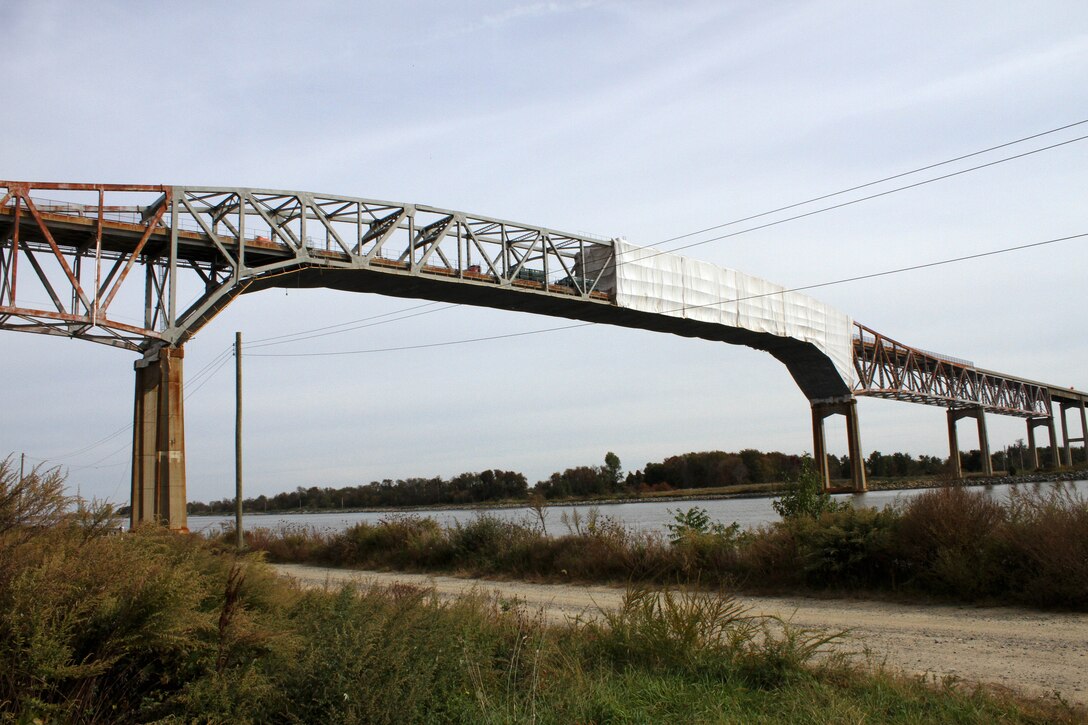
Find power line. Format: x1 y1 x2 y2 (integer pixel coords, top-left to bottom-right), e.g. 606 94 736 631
184 352 235 400
617 132 1088 267
235 119 1088 350
651 117 1088 250
245 230 1085 358
64 442 132 472
24 344 234 464
246 303 458 350
246 301 449 345
246 321 591 357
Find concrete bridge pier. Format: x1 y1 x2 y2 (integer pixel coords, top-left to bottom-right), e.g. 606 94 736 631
1026 415 1059 470
1079 401 1088 460
1059 404 1073 467
131 346 188 531
1058 401 1087 467
947 406 992 478
811 398 866 492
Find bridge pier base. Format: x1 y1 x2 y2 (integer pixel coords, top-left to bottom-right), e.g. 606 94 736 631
811 399 866 493
947 406 992 478
131 347 188 531
1026 415 1060 470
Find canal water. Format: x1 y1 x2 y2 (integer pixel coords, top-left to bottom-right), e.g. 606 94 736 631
186 479 1088 537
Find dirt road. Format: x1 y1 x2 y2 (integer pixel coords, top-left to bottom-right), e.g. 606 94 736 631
274 563 1088 704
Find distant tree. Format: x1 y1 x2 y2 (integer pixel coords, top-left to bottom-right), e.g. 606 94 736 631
604 452 622 487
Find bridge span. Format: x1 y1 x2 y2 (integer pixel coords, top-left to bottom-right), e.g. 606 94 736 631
1 181 1085 530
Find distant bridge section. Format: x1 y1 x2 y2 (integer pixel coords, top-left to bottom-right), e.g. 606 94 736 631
852 322 1087 478
853 323 1052 417
1 180 1085 528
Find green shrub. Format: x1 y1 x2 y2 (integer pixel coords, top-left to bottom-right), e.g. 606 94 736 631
450 514 538 569
772 456 849 519
328 515 451 569
788 506 899 588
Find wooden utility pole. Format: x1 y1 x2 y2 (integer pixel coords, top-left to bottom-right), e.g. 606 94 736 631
235 331 244 549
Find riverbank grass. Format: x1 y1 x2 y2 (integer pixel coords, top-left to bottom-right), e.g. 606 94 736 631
1 460 1084 722
247 481 1088 610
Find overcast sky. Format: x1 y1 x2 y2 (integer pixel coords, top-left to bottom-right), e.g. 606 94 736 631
3 0 1087 504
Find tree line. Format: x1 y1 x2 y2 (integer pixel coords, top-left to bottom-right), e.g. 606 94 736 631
183 445 1065 515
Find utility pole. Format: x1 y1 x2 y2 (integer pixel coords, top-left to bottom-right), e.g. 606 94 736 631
19 452 25 482
235 331 244 549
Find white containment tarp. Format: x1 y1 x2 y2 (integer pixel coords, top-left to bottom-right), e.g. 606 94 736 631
577 239 855 389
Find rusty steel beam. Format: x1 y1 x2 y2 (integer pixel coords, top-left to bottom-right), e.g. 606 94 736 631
852 322 1058 417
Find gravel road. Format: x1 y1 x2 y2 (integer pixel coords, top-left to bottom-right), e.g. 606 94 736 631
273 563 1088 705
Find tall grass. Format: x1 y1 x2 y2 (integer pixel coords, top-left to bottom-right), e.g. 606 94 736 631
249 484 1088 610
0 462 1081 722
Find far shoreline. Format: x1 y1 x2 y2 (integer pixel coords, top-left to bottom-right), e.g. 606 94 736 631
186 469 1088 519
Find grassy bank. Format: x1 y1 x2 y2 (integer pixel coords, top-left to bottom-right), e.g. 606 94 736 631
2 460 1084 722
247 483 1088 611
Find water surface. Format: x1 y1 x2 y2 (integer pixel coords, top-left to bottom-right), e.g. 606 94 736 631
187 479 1088 536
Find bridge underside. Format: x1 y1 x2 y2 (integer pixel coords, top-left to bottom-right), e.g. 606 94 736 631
247 265 853 402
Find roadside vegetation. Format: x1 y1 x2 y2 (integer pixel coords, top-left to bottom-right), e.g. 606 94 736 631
1 458 1082 723
185 443 1085 515
249 460 1088 611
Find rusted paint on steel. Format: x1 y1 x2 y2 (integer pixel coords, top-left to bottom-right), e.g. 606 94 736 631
0 180 168 193
18 194 92 311
10 195 20 305
99 202 167 313
852 321 1060 416
93 188 103 326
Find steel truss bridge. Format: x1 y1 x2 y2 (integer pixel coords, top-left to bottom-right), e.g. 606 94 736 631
1 181 1085 529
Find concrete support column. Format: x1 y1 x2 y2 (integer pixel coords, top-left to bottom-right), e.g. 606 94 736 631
1059 403 1074 467
811 398 867 493
811 405 830 491
1027 417 1045 470
947 406 992 478
1081 401 1088 463
844 400 866 492
947 408 962 479
130 346 188 531
976 409 993 476
1047 416 1060 468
